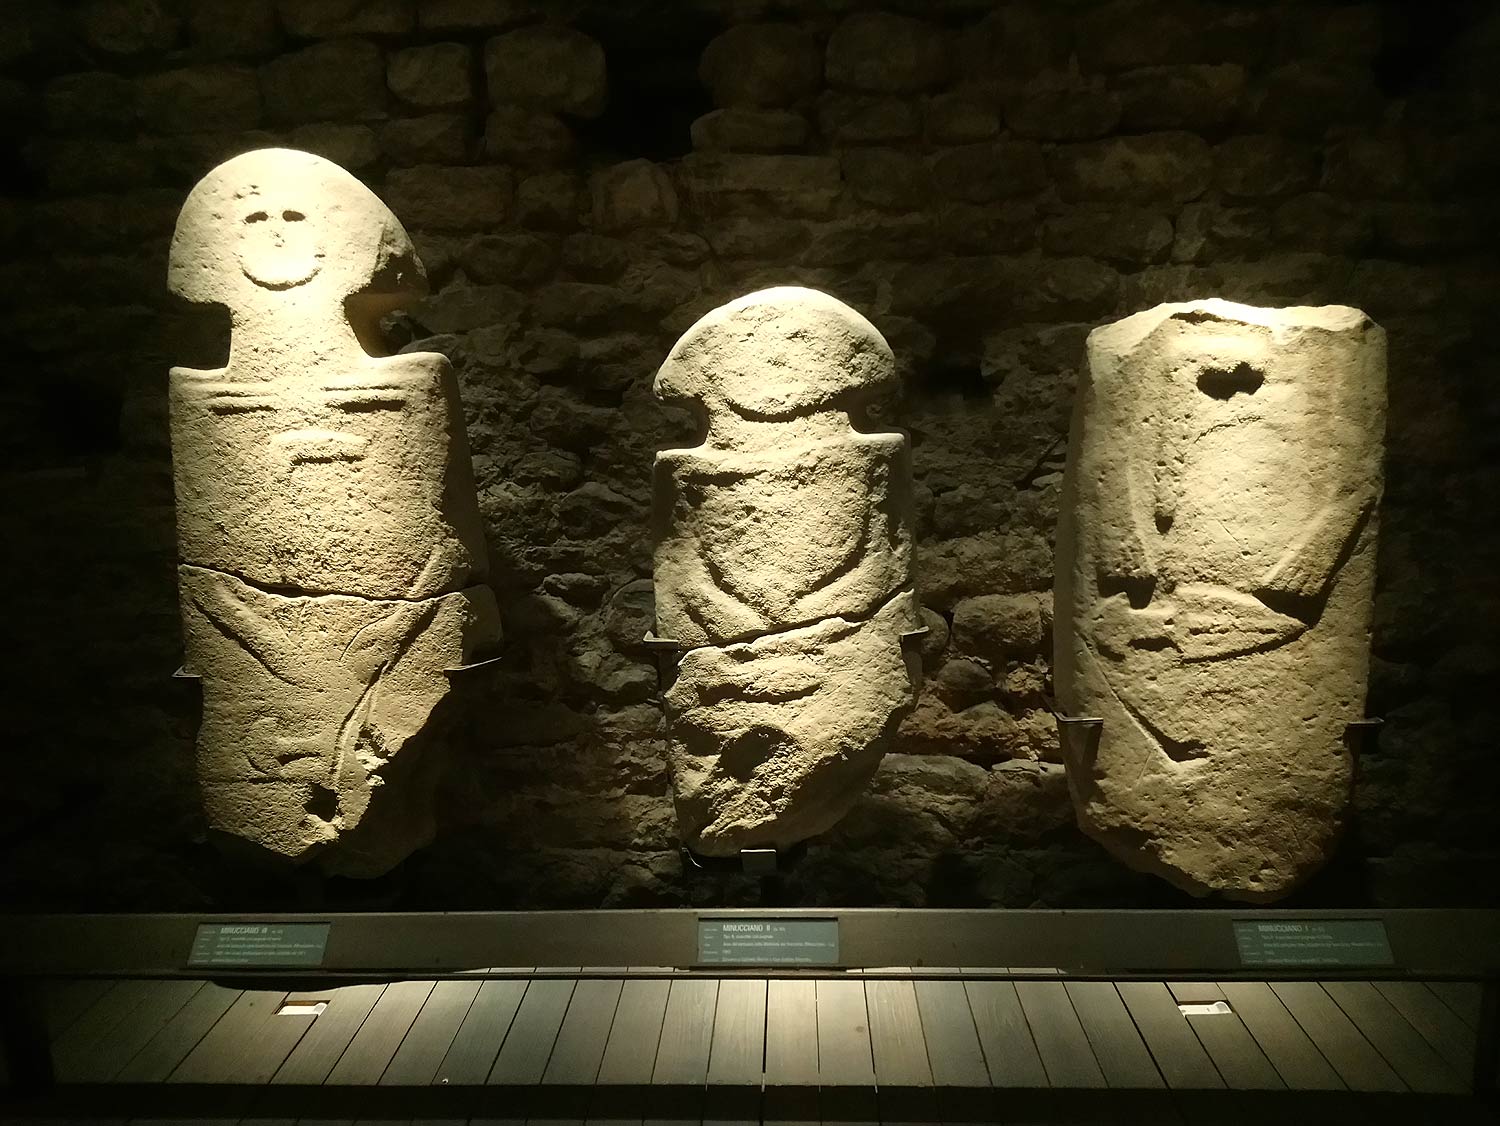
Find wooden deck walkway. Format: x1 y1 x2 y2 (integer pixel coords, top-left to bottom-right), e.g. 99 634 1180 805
4 970 1491 1124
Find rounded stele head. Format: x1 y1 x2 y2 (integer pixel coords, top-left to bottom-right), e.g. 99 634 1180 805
656 286 895 420
168 147 426 318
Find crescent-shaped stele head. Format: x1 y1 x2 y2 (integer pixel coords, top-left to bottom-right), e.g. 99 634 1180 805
656 287 896 424
168 147 426 325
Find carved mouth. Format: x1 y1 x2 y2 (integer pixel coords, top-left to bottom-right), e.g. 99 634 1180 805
240 257 324 290
272 427 368 464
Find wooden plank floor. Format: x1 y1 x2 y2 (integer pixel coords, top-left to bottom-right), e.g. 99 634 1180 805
4 974 1487 1124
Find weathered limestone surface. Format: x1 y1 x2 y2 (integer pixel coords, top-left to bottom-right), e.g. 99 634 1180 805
654 288 922 855
167 148 500 875
1054 298 1386 901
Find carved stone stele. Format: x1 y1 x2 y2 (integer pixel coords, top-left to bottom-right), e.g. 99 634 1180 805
653 287 922 856
168 148 500 876
1054 299 1386 901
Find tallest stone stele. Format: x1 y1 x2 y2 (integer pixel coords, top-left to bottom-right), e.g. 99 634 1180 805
167 148 500 876
1054 299 1386 901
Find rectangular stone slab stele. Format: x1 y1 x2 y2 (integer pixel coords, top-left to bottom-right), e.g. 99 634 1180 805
652 286 922 857
1053 298 1386 902
166 148 501 875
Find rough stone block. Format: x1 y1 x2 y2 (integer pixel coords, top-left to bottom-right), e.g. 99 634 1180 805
137 65 262 134
1043 206 1173 266
1005 79 1121 141
703 216 808 260
460 231 558 284
409 282 524 334
483 105 574 166
924 92 999 144
530 280 628 327
1016 256 1120 320
77 0 180 55
1373 203 1472 256
143 129 271 184
387 42 473 109
484 24 606 117
1050 132 1212 204
690 107 808 152
381 113 470 165
384 164 511 230
32 138 146 192
1055 298 1386 901
1076 0 1271 71
1282 4 1383 62
699 22 821 108
514 170 583 229
1321 130 1408 199
288 122 380 170
561 232 626 280
826 11 949 94
417 0 532 31
277 0 412 38
804 215 936 268
897 695 1028 762
1215 135 1317 199
952 593 1045 660
261 39 387 124
187 0 278 58
957 4 1068 85
817 91 920 144
1074 0 1191 71
841 147 930 211
1250 61 1381 137
1113 63 1245 131
1171 202 1270 263
1272 192 1372 254
930 141 1047 203
590 159 678 231
45 71 137 132
167 148 499 874
654 287 921 854
679 153 841 218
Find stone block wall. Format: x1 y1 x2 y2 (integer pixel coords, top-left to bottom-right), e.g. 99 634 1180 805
2 0 1497 910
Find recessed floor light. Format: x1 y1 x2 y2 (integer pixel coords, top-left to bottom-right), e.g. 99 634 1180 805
1178 1001 1233 1016
277 1000 328 1016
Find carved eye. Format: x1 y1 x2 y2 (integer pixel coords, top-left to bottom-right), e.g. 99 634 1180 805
282 210 305 222
1197 362 1264 400
245 211 268 224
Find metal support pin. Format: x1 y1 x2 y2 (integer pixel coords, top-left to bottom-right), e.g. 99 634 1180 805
1054 714 1104 774
1342 717 1382 753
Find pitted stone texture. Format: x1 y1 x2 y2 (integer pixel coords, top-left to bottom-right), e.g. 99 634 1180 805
168 150 487 597
170 351 487 597
168 148 499 874
654 287 920 855
181 567 500 876
1054 298 1386 901
667 590 921 855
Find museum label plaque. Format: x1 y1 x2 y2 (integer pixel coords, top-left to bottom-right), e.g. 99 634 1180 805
697 917 839 965
188 922 331 968
1233 919 1394 967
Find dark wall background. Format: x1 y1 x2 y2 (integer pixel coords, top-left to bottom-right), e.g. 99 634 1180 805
2 0 1497 913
